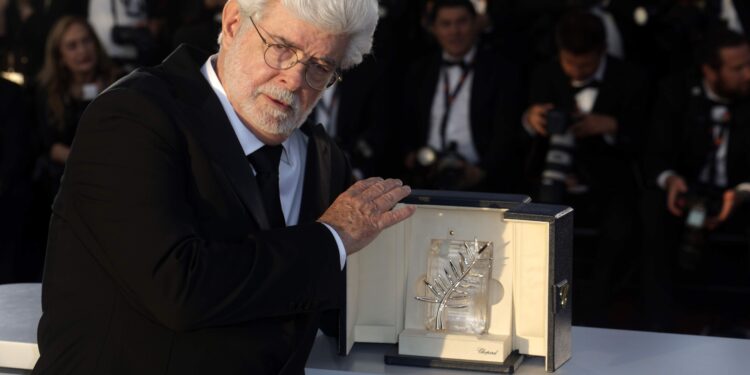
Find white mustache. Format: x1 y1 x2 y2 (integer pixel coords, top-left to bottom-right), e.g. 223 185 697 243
253 84 299 112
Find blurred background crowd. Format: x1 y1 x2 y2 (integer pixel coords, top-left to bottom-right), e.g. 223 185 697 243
1 0 750 339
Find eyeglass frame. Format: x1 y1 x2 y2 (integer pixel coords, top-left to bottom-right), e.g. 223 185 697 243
248 16 342 90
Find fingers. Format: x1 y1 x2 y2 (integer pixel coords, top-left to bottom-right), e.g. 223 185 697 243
527 103 554 137
717 190 736 222
530 104 552 136
377 204 416 229
318 178 415 255
358 178 404 202
666 194 682 217
666 186 682 216
346 177 383 196
532 119 548 136
665 175 687 217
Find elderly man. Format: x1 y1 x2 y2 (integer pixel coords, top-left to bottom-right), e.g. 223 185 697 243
32 0 414 374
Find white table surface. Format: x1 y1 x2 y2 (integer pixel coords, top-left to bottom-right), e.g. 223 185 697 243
0 284 41 374
3 283 750 375
307 326 750 375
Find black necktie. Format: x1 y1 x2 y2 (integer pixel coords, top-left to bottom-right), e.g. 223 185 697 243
247 145 286 229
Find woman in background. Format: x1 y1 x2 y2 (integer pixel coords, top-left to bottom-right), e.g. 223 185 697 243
36 16 120 198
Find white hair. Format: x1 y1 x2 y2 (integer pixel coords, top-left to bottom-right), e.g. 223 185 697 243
219 0 379 70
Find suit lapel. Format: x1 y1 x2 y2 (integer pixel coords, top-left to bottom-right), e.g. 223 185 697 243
419 56 442 144
591 57 615 114
298 122 331 223
726 101 750 185
160 45 271 229
469 47 494 151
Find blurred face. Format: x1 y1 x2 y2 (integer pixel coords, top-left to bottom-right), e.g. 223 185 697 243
217 0 348 144
59 22 97 78
704 44 750 98
559 49 603 82
432 6 478 59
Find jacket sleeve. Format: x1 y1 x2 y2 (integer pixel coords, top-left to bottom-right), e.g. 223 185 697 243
53 87 343 332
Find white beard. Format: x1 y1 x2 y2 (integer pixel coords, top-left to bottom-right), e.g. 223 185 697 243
221 46 318 136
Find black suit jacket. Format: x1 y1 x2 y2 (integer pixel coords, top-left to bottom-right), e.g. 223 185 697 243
525 56 648 192
400 44 526 192
645 70 750 189
33 45 353 375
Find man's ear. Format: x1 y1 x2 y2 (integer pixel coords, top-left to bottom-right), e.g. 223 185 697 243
702 63 719 85
220 0 243 48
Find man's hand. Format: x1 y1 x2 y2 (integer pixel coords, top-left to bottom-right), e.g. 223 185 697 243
318 177 416 255
570 113 618 138
50 143 71 164
524 103 554 136
666 174 688 217
706 189 737 230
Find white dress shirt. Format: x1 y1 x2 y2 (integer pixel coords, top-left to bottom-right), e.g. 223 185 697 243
571 56 617 146
201 55 346 269
428 46 480 164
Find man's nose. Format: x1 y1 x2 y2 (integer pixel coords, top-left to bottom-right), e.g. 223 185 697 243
277 63 306 91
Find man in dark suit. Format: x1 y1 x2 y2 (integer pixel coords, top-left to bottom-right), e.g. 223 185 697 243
523 10 648 326
642 28 750 331
398 0 526 192
32 0 415 374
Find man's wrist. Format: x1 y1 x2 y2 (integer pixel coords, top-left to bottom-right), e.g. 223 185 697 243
320 222 347 270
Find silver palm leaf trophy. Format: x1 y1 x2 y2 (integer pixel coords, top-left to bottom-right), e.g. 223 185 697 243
417 238 493 333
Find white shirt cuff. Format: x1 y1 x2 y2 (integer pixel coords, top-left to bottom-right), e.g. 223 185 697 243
657 170 678 190
735 183 750 193
321 223 347 270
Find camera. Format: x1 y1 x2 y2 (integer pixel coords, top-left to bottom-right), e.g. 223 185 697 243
546 109 578 135
537 110 579 203
678 185 724 271
412 144 469 190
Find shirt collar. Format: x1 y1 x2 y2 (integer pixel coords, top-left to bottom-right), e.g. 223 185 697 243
702 79 730 104
442 45 478 66
571 54 607 88
200 54 295 167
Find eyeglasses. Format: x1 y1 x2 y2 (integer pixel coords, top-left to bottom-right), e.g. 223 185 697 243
249 17 342 91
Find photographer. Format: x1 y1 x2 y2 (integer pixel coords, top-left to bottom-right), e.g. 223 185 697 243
88 0 163 70
522 10 648 325
398 0 525 192
642 27 750 330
